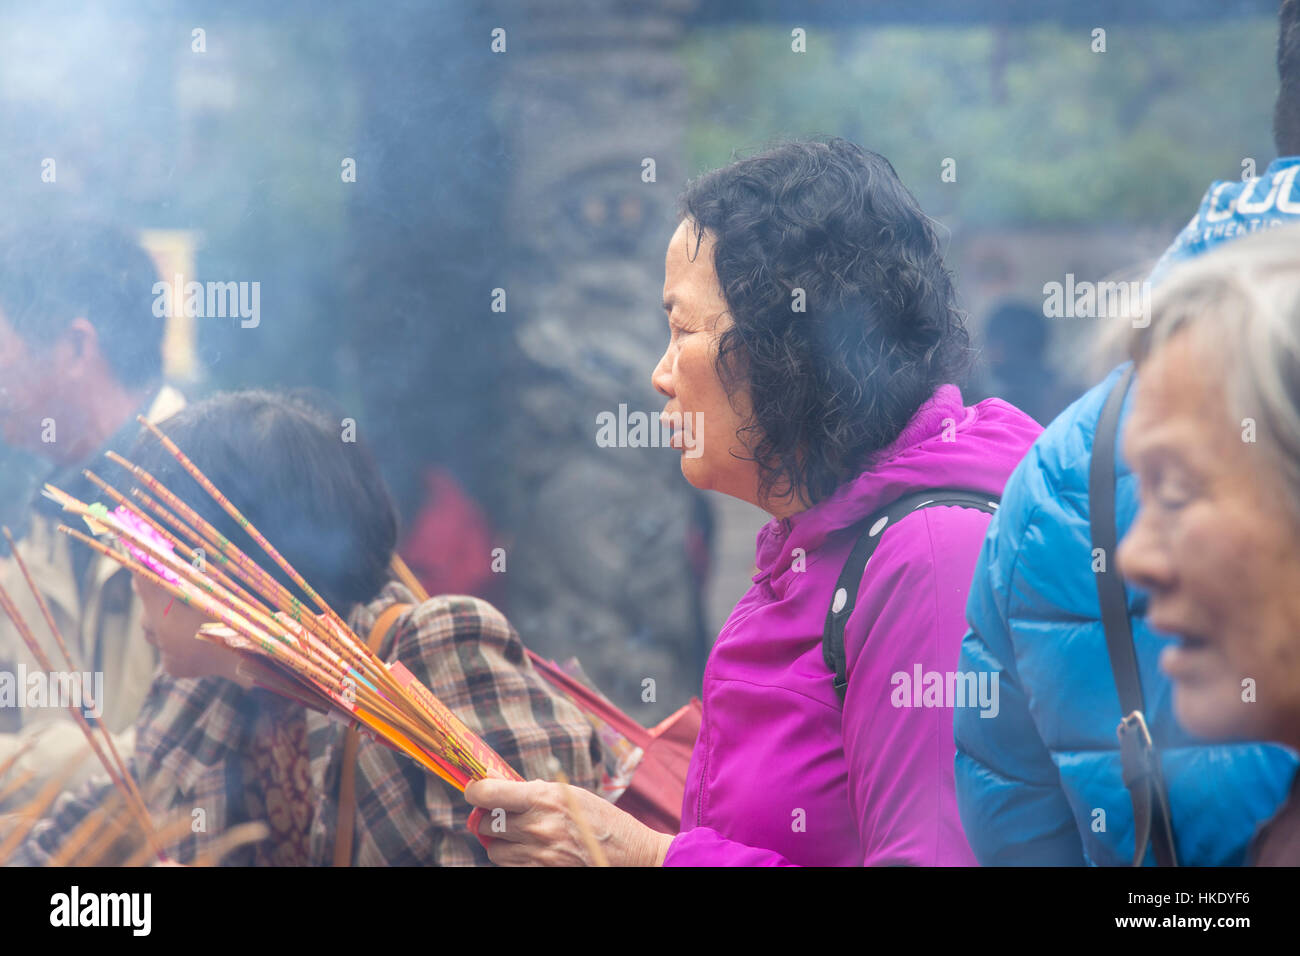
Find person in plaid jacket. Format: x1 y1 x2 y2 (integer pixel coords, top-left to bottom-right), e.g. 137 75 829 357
10 390 602 866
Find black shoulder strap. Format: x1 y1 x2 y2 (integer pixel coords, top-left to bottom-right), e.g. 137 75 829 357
822 488 999 703
1090 365 1178 867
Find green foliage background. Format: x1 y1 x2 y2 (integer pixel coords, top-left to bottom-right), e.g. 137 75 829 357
683 19 1278 228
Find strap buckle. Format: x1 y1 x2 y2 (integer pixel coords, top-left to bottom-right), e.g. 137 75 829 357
1116 709 1158 788
1118 709 1154 748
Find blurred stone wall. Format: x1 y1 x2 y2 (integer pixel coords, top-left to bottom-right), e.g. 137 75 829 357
490 0 707 722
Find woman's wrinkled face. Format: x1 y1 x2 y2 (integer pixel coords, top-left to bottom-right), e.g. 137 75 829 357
1117 328 1300 747
652 220 768 510
133 576 238 680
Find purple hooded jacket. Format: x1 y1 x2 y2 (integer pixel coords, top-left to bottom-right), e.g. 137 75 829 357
663 385 1041 866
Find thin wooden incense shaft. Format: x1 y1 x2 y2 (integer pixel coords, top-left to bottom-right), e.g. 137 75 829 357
134 416 355 640
2 526 147 822
0 583 160 856
83 470 271 616
99 456 396 698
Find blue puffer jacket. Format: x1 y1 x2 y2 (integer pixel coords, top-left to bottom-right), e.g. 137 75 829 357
956 159 1300 867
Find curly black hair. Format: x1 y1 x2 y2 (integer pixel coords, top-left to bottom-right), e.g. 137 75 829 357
678 137 972 507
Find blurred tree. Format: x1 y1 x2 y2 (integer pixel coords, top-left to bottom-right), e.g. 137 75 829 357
682 19 1277 230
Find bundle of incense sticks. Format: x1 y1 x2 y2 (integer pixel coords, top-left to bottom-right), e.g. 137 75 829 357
0 528 165 862
41 416 522 795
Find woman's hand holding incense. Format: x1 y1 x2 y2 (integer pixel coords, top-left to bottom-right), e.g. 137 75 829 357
464 778 673 867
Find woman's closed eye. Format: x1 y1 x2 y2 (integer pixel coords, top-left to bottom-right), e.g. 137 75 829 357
1147 467 1201 511
1156 487 1193 511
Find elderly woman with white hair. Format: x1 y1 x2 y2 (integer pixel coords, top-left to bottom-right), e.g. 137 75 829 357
1118 225 1300 866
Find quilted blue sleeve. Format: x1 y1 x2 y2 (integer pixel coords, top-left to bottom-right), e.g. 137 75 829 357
955 461 1086 865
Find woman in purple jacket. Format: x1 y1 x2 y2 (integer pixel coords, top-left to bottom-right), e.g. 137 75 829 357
466 138 1041 866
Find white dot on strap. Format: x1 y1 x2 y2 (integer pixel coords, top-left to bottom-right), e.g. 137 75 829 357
869 516 889 537
832 588 848 614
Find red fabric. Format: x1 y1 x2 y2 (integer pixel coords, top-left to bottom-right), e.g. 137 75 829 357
526 651 699 835
399 467 497 600
614 700 702 835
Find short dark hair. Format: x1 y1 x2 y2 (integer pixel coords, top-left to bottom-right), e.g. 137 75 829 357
678 138 971 506
127 390 398 611
0 220 164 388
1276 0 1300 156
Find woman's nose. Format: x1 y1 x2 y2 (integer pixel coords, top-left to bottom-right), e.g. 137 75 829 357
651 349 673 398
1117 509 1172 595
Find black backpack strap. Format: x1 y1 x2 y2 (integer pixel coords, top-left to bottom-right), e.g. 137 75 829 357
1090 365 1178 867
822 488 999 702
